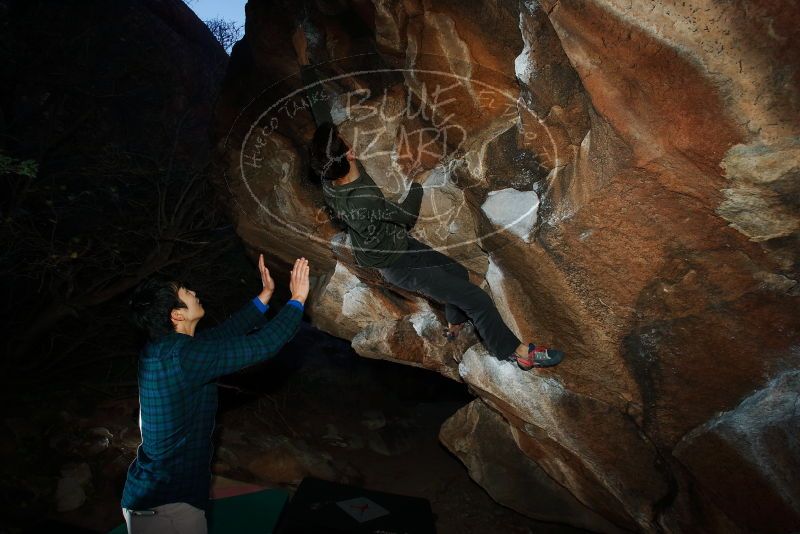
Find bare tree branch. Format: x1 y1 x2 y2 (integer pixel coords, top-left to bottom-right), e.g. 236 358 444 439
204 18 243 54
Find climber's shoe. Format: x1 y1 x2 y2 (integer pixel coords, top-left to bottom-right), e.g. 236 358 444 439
442 321 468 341
515 343 564 370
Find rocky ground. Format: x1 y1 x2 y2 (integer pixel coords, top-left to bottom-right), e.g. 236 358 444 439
2 321 588 534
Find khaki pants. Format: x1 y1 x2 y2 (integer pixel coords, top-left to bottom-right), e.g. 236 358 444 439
122 502 207 534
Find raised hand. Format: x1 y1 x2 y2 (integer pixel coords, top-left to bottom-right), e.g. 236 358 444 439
256 253 275 305
289 257 310 304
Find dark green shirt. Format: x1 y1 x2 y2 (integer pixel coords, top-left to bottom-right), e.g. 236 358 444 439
121 299 303 511
301 65 423 268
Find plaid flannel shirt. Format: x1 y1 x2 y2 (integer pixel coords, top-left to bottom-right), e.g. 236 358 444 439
121 298 303 511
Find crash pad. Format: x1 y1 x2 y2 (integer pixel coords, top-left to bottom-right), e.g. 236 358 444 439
107 487 289 534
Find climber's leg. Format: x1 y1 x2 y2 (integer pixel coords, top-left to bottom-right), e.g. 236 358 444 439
439 256 470 326
390 237 470 327
379 239 520 359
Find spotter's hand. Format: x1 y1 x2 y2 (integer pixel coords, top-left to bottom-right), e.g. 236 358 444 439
289 257 310 304
256 254 275 305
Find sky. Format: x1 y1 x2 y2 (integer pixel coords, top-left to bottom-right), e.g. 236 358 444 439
186 0 247 29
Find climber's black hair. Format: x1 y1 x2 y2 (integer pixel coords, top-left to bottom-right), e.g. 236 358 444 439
129 277 187 341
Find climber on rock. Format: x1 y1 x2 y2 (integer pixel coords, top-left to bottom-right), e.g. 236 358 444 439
292 25 563 370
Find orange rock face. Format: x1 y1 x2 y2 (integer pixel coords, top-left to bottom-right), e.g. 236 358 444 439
212 0 800 531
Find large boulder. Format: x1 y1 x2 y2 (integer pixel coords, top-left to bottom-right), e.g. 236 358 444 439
212 0 800 531
440 397 626 533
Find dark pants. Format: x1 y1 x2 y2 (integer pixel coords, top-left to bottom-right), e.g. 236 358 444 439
378 238 521 359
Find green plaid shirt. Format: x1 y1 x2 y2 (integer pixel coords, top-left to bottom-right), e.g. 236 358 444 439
121 298 303 511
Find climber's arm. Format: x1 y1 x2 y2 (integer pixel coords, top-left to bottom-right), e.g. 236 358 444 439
294 26 333 127
377 182 424 227
345 179 424 229
300 64 334 127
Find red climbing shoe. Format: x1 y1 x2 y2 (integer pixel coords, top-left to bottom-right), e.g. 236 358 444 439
516 343 564 370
